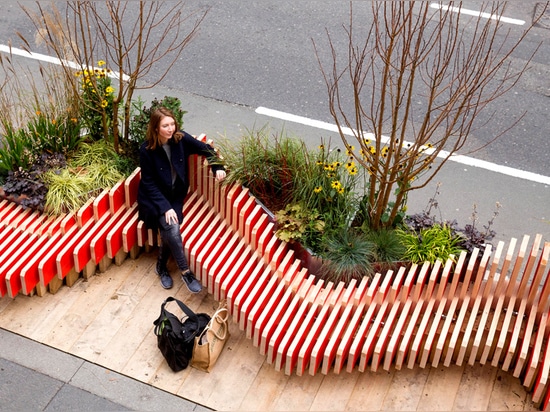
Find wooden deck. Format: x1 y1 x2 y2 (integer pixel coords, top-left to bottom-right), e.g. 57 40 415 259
0 250 538 411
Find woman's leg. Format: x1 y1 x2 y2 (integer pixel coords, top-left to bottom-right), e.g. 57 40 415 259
157 216 202 293
157 216 189 273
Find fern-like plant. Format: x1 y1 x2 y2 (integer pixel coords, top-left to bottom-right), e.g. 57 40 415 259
316 229 376 285
397 223 464 264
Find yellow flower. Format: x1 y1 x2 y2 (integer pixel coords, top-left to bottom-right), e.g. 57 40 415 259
337 187 345 194
331 180 341 189
348 166 358 175
318 144 325 150
314 186 322 193
98 60 106 67
35 110 41 116
101 100 108 108
105 86 114 94
345 145 355 156
369 146 376 154
75 71 82 77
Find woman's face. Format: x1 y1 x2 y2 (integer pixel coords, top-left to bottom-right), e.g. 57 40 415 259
157 115 176 144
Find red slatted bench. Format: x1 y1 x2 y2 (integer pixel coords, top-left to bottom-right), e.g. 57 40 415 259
2 134 550 409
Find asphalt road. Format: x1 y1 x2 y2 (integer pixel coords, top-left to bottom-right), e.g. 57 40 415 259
0 1 548 242
1 1 548 177
159 1 550 177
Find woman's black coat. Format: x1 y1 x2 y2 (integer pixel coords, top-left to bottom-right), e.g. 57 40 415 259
137 131 223 231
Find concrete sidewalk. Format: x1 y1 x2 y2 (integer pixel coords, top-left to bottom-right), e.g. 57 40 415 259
0 328 210 412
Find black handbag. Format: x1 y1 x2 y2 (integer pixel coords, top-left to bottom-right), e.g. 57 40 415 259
153 296 211 372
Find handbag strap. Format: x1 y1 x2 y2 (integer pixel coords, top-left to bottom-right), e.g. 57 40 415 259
163 296 198 320
198 303 229 340
154 296 199 334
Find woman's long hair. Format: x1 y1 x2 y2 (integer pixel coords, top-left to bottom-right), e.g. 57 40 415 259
145 107 183 150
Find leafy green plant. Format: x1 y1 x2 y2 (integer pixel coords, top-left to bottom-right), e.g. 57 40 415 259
27 111 82 155
2 153 67 212
274 203 325 251
42 168 96 215
316 229 376 285
364 228 406 263
42 140 126 215
124 95 187 169
397 223 464 264
290 142 364 237
0 121 37 176
216 126 309 212
76 61 116 141
128 96 186 143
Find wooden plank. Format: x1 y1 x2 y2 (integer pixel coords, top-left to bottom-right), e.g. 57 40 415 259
1 230 32 297
467 242 505 365
123 167 140 208
244 204 264 246
296 282 343 376
218 245 254 301
206 232 243 295
367 268 409 372
90 206 129 272
449 246 492 367
213 240 251 301
108 179 126 215
395 261 436 369
106 203 138 259
199 229 236 290
37 224 80 291
229 254 266 320
273 275 320 371
480 238 518 365
193 218 232 284
310 278 358 375
325 277 370 374
17 233 54 296
532 339 550 404
238 266 272 330
261 267 309 359
419 259 454 368
225 250 263 317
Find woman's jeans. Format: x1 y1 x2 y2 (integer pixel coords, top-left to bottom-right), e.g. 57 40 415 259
157 215 189 273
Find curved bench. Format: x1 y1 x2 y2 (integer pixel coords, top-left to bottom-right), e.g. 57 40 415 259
0 135 549 409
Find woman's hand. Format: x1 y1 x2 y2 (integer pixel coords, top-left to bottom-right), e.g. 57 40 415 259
215 170 227 181
165 208 179 225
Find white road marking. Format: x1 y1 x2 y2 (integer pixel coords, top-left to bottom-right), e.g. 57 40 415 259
255 106 550 185
2 43 546 186
430 3 526 25
0 44 129 81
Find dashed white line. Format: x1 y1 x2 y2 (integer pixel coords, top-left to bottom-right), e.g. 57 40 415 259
0 44 129 81
255 106 550 186
430 3 526 26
